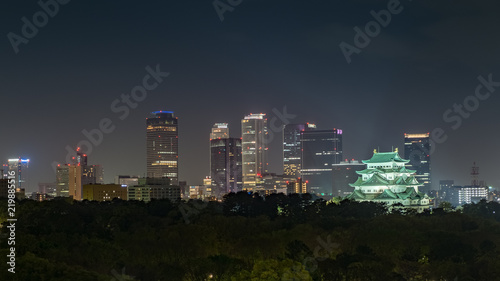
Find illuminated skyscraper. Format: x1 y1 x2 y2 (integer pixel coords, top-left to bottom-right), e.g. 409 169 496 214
404 133 431 194
210 136 242 196
283 123 316 177
146 111 179 185
8 158 30 192
301 129 343 195
56 164 70 197
241 113 268 190
210 123 229 139
70 147 104 191
68 164 83 200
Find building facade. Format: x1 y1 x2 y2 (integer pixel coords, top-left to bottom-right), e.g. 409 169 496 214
56 164 70 197
445 185 488 206
404 133 431 194
301 128 343 196
286 177 308 194
210 123 229 139
241 113 268 190
146 111 179 185
283 123 316 177
68 164 83 200
210 137 242 196
332 160 365 197
83 184 128 201
115 175 140 187
127 185 151 202
8 158 29 193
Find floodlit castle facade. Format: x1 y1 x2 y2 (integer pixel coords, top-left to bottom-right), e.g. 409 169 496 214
346 149 431 212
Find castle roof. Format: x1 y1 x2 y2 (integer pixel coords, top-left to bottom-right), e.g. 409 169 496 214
349 173 389 187
345 190 366 200
356 166 417 175
362 152 409 164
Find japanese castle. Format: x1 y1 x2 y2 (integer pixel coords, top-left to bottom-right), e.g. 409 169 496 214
346 149 431 211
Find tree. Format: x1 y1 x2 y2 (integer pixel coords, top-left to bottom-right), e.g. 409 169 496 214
438 201 453 211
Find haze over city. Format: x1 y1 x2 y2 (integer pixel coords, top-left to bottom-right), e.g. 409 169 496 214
2 1 500 193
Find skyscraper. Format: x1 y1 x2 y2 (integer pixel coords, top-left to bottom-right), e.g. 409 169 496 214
65 147 103 198
241 113 268 190
283 123 316 177
404 133 431 194
210 123 229 139
146 111 179 185
68 164 83 200
301 129 343 195
56 164 70 197
8 158 30 190
210 123 242 196
332 159 365 197
73 148 93 185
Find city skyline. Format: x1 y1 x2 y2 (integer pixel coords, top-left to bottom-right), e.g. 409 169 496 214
1 108 495 194
3 1 500 279
2 1 500 193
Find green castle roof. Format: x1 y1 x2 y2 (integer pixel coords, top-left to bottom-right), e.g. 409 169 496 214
346 190 366 200
348 187 430 202
350 173 423 188
362 152 409 164
356 166 417 175
375 189 398 200
350 173 389 187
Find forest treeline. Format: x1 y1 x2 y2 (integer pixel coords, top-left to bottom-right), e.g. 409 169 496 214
1 192 500 281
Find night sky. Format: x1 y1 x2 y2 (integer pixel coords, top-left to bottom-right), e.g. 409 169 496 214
1 0 500 193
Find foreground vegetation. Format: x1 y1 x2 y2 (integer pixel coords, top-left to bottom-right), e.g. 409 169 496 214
1 193 500 280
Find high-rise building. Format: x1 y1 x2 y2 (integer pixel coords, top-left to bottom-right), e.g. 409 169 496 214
8 158 30 192
283 123 316 177
70 147 104 186
147 111 179 185
301 128 343 195
404 133 431 194
91 165 104 184
241 113 268 190
332 159 365 197
68 164 83 200
210 123 242 196
210 123 229 139
210 136 242 196
56 164 70 197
